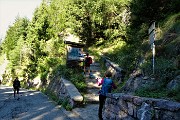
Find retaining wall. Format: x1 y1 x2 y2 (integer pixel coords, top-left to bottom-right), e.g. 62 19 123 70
102 57 180 120
47 77 83 108
103 93 180 120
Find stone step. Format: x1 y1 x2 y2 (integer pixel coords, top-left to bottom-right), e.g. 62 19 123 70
91 62 100 67
83 61 101 104
84 87 100 104
86 82 101 89
88 71 101 78
85 76 97 80
87 87 100 92
84 93 99 104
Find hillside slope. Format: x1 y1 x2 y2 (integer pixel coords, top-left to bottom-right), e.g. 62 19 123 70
90 13 180 102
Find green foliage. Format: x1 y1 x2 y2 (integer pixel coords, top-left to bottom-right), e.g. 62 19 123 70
88 0 180 102
43 89 60 103
135 80 180 102
1 17 29 78
132 13 180 101
2 17 29 58
135 87 168 99
61 99 73 111
0 0 179 102
49 64 86 93
129 0 180 27
0 54 4 65
70 73 87 93
155 13 180 42
167 86 180 102
62 68 86 92
155 58 176 80
60 0 131 46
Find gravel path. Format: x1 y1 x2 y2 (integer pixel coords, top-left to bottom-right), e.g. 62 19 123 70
0 85 72 120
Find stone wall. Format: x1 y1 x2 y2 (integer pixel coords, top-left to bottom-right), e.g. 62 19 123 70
47 77 83 108
102 57 180 120
103 93 180 120
103 56 125 82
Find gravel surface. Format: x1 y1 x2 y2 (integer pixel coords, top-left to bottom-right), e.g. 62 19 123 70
0 85 72 120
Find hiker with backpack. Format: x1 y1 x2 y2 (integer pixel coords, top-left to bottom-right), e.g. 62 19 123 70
84 53 92 75
13 77 21 100
97 71 117 120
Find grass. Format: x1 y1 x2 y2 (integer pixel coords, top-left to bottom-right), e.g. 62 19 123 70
167 87 180 102
134 13 180 102
135 88 167 99
135 84 180 102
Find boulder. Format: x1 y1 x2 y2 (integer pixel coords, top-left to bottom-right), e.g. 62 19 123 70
167 75 180 90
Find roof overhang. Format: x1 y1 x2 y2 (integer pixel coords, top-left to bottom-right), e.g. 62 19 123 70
64 41 85 48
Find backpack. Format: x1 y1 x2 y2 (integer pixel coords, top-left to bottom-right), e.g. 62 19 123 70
13 80 20 88
99 78 113 96
85 57 92 65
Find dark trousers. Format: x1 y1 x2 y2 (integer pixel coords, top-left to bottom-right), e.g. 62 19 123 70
14 88 19 98
98 95 106 120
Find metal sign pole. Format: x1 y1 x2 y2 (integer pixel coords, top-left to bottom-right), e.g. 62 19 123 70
149 21 155 75
152 43 155 74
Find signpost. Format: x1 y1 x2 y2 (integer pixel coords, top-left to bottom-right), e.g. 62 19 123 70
148 22 155 74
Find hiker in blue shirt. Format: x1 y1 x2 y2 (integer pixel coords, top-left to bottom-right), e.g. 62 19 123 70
97 71 117 120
